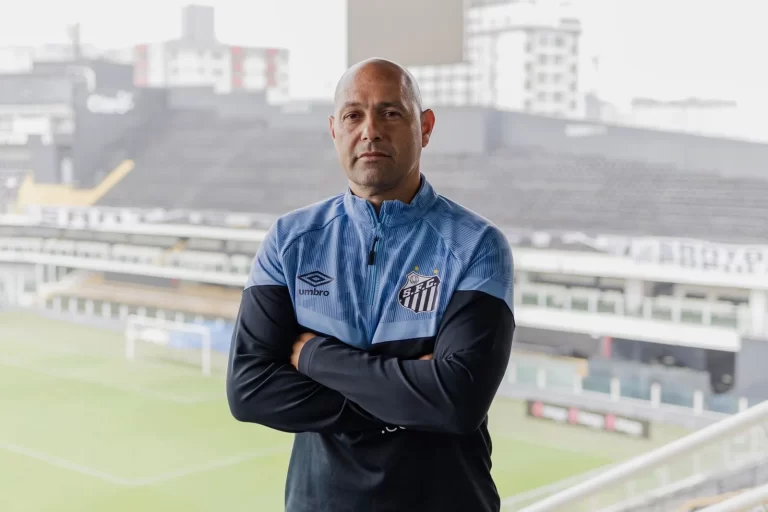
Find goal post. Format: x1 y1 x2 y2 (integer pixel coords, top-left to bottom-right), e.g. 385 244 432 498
125 314 213 376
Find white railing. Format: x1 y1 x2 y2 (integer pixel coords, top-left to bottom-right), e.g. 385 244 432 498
701 483 768 511
518 283 751 333
520 400 768 511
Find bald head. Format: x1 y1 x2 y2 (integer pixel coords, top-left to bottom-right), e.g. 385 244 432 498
334 58 423 113
328 57 435 203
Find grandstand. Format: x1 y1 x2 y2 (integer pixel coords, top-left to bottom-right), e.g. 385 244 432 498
92 106 768 244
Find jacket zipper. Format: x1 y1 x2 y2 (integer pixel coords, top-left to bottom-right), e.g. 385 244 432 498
366 214 385 306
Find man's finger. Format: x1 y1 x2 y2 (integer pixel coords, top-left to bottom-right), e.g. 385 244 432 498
418 353 433 361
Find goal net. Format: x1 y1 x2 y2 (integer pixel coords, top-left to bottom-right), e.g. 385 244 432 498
125 315 227 376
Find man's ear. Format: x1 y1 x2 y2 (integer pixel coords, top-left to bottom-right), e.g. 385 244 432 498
420 109 435 148
329 115 336 140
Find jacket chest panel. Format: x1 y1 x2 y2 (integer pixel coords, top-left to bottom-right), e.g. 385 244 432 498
287 223 459 347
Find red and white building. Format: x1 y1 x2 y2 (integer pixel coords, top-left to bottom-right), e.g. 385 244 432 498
133 5 290 104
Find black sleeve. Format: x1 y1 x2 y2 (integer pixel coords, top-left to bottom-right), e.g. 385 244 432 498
297 290 515 435
226 284 387 433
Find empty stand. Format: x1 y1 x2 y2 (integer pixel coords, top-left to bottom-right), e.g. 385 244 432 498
45 276 241 321
99 111 768 243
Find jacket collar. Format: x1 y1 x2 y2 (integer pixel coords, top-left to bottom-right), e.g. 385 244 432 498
343 174 439 227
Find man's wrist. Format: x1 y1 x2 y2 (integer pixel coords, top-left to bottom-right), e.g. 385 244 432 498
297 336 323 376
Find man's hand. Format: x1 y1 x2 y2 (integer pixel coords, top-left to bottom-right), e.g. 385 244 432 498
291 332 317 370
418 353 433 360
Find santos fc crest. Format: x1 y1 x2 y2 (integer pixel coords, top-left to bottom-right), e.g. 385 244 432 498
398 271 441 313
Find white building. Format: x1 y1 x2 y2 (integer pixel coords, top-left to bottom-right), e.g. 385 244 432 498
409 0 582 117
133 5 290 104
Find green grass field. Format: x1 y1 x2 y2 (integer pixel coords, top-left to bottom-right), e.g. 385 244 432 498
0 311 688 512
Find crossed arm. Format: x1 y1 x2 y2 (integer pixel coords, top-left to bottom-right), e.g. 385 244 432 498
226 224 515 435
227 284 514 435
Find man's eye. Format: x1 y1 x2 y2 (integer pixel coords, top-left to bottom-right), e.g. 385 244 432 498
384 111 401 117
344 113 360 120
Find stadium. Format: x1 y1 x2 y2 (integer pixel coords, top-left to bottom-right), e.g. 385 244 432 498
1 2 768 511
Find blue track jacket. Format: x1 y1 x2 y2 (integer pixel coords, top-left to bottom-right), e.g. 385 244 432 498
227 175 516 512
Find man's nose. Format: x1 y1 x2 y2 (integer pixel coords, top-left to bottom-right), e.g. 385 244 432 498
361 115 383 141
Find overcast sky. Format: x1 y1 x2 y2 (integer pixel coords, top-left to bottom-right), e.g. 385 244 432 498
0 0 764 106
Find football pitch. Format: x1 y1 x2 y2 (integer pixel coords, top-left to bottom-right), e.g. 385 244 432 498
0 311 688 512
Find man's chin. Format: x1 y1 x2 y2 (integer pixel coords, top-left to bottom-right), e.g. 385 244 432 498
350 168 399 191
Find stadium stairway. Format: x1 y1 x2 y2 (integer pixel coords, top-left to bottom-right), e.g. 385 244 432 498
47 279 242 322
15 160 135 209
34 270 98 305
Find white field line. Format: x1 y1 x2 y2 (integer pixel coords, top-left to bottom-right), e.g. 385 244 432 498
0 441 131 486
0 356 217 404
1 440 291 488
130 446 292 486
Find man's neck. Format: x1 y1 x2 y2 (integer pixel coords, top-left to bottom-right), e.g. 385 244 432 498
351 172 422 215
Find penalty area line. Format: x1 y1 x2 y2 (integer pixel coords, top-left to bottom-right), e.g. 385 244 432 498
0 441 292 488
0 441 132 486
130 446 292 486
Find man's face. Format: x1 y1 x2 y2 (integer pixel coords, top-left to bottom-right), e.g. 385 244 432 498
330 66 432 194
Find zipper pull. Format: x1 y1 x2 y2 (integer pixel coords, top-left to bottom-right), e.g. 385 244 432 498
368 236 379 265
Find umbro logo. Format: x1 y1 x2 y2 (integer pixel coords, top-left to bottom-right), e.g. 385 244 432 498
298 271 334 287
298 271 334 297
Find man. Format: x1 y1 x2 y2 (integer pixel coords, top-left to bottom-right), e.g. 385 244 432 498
227 58 515 512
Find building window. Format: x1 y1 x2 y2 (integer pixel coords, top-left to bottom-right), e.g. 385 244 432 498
570 63 578 74
570 81 578 92
572 42 579 55
570 100 578 110
537 73 547 83
525 61 533 73
537 91 546 101
553 92 564 102
524 100 532 111
526 42 533 53
539 33 549 46
554 55 564 65
525 80 532 90
553 73 563 84
538 54 548 64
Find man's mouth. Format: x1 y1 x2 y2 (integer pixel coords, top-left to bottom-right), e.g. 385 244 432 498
359 152 389 159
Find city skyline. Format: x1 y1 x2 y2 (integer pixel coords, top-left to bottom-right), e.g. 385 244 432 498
0 0 765 108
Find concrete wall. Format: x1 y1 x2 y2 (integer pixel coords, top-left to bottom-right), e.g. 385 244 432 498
428 107 493 155
499 111 768 178
72 87 168 187
27 135 59 184
735 337 768 402
168 87 276 119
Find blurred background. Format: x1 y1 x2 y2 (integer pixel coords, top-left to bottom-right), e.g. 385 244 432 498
0 1 767 511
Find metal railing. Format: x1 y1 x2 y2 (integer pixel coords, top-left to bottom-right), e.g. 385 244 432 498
519 400 768 511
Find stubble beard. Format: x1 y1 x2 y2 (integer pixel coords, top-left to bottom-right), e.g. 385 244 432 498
349 161 402 195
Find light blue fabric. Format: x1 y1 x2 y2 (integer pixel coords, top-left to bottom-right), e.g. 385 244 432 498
247 175 514 347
